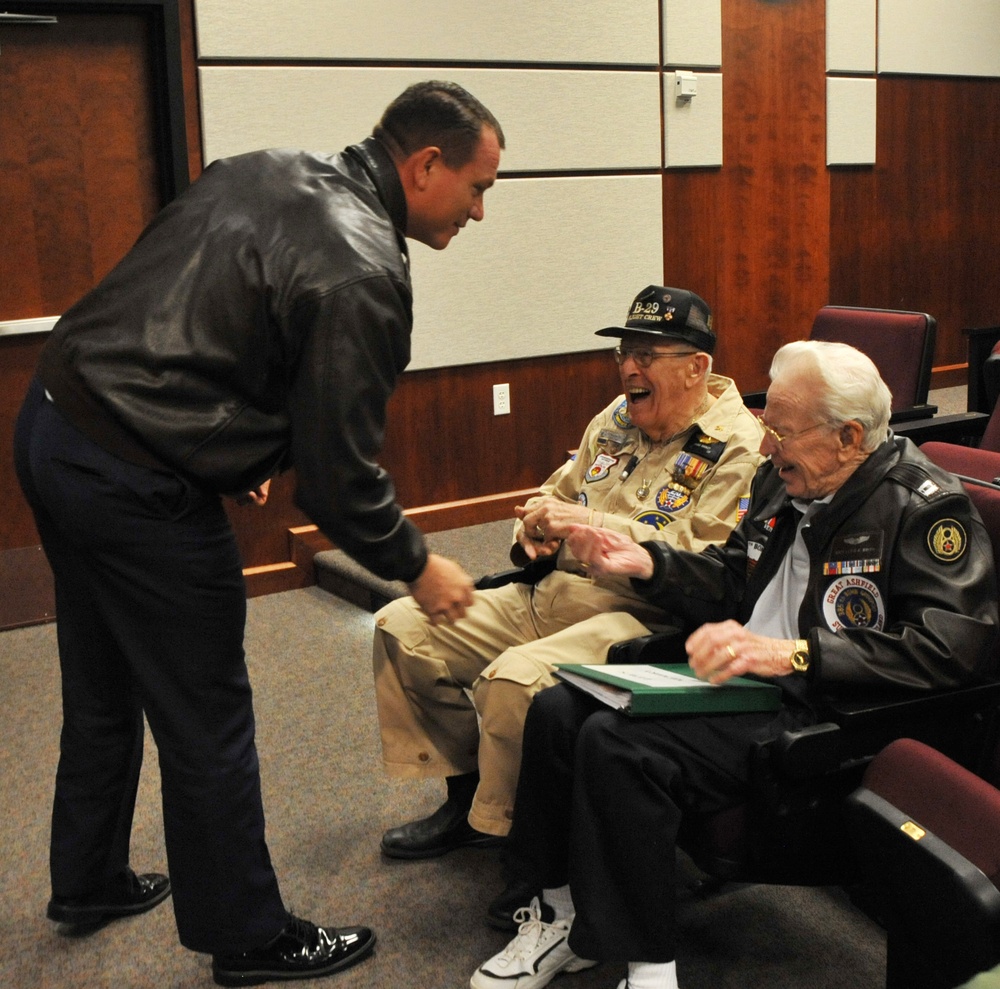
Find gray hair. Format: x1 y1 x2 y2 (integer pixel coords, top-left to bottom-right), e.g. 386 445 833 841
768 340 892 452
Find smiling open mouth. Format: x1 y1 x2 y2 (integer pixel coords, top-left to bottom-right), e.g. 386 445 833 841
628 387 652 404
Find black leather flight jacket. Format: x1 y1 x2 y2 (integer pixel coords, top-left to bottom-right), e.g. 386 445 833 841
636 436 998 708
37 137 428 583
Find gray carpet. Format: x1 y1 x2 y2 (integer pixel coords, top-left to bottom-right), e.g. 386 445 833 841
0 577 887 989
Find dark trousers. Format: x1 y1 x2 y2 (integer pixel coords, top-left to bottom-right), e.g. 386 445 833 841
507 683 808 962
14 380 288 953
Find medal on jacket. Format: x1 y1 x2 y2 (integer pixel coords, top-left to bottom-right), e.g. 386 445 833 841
672 451 709 489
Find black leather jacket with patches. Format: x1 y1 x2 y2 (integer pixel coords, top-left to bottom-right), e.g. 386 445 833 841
36 137 428 583
636 436 998 707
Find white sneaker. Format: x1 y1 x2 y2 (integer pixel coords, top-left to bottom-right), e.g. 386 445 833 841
470 897 597 989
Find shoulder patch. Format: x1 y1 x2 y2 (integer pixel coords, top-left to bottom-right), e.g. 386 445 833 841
612 400 632 430
927 518 967 563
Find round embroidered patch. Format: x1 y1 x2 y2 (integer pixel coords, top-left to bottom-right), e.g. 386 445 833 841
654 485 692 513
612 400 632 430
927 519 966 563
822 576 885 632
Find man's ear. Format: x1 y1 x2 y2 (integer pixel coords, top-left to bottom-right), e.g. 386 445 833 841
686 352 710 384
839 420 865 453
400 146 442 192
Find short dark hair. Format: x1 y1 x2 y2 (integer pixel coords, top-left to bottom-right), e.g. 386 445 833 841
373 80 505 168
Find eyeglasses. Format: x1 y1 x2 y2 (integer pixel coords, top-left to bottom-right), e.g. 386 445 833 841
756 415 834 446
613 347 698 368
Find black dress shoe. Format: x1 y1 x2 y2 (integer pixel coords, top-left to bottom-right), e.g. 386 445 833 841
47 867 171 930
485 878 540 932
380 798 504 859
212 915 375 987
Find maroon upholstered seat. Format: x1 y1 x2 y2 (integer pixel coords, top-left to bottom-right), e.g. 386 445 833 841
810 305 936 416
847 737 1000 989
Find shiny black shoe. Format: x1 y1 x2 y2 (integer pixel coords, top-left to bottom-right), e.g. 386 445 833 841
380 799 504 859
212 915 376 987
46 868 171 931
485 878 541 932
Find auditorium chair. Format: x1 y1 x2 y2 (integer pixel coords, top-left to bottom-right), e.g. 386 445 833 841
742 305 988 445
742 305 937 421
846 737 1000 989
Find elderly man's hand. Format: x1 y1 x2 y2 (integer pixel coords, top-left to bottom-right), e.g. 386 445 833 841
408 553 475 625
564 524 655 580
513 497 588 559
686 619 797 684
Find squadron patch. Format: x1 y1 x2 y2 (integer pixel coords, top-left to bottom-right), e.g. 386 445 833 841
585 453 619 483
823 576 886 632
654 484 692 513
612 400 632 430
927 518 967 563
633 510 672 530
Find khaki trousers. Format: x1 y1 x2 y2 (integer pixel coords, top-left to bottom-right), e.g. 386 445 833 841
372 571 662 835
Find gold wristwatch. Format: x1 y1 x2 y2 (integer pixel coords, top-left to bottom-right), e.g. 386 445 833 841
790 638 811 673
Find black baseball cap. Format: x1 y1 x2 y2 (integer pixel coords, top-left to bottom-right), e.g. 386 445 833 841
596 285 715 354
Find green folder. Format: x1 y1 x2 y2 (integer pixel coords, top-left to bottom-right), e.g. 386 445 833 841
554 663 782 716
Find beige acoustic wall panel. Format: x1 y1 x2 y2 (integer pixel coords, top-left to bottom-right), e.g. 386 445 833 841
407 175 664 369
826 77 876 165
663 72 723 168
662 0 722 68
827 0 876 74
879 0 1000 77
199 67 662 171
195 0 658 64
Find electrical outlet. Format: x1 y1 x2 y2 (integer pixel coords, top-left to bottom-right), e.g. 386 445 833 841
493 382 511 416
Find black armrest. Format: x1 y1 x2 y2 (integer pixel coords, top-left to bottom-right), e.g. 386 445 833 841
761 680 1000 784
889 403 939 424
606 626 686 664
892 411 989 446
475 555 558 591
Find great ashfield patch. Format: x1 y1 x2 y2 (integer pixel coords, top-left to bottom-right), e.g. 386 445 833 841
822 576 885 632
926 518 967 563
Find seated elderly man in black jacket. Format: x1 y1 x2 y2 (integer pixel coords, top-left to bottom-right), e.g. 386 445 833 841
470 340 998 989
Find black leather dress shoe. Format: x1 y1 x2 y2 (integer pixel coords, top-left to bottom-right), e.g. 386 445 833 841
212 915 375 987
47 868 171 930
485 879 541 932
380 798 504 859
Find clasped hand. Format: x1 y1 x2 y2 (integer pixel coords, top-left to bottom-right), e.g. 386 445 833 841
513 497 589 560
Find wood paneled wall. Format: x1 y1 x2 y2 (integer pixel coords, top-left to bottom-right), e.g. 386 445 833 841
662 0 830 393
5 0 1000 621
829 75 1000 373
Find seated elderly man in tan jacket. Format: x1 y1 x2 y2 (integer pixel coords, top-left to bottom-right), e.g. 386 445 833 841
371 285 764 901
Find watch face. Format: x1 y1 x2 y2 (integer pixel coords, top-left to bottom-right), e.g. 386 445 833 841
791 650 810 671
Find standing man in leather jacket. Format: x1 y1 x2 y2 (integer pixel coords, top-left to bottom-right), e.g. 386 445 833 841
14 80 503 986
470 340 997 989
